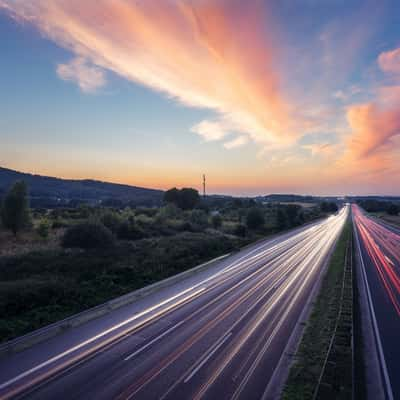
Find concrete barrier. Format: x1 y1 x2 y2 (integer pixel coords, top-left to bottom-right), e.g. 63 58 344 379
0 253 230 357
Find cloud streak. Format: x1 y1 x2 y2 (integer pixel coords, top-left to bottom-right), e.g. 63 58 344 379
0 0 303 148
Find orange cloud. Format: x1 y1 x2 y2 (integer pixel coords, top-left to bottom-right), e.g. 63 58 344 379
343 47 400 174
346 100 400 158
0 0 303 147
378 47 400 75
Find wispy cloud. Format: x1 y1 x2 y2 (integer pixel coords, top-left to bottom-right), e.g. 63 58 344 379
191 119 230 142
56 57 106 93
0 0 305 148
223 135 248 149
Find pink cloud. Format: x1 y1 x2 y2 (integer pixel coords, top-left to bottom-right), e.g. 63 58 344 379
378 47 400 75
343 47 400 172
0 0 304 148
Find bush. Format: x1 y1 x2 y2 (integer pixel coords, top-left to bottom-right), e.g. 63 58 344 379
234 224 247 237
211 214 222 229
51 218 69 229
37 219 50 239
100 212 122 233
157 204 181 219
61 222 115 249
190 209 208 229
117 221 146 240
246 208 265 230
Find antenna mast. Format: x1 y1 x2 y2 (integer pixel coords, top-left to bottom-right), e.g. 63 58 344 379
203 174 206 198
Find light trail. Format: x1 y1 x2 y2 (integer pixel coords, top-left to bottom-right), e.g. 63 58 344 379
0 206 349 400
353 205 400 317
120 206 348 400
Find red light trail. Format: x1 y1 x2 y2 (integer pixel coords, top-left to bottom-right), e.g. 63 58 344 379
353 204 400 317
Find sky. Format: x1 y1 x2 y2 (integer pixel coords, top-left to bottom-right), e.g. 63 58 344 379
0 0 399 196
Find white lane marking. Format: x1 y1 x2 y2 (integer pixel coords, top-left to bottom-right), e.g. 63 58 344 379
184 332 232 384
0 287 205 391
354 219 394 400
124 321 185 361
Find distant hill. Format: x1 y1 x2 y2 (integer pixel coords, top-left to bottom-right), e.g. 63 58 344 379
0 167 164 207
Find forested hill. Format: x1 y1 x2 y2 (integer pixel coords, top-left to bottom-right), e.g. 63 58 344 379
0 167 164 207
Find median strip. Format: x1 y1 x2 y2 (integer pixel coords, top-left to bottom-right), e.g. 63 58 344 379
281 220 353 400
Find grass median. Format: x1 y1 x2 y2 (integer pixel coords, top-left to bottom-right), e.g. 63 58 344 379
282 220 353 400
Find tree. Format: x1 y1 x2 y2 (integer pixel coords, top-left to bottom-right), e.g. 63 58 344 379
179 188 200 210
246 208 265 230
164 187 199 210
1 181 31 237
164 188 180 205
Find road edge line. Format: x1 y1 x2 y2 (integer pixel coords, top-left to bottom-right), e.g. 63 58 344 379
353 214 394 400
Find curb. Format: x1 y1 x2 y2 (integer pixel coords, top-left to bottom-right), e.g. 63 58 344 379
0 252 230 358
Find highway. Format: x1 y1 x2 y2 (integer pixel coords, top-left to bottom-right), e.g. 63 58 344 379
0 206 348 400
353 205 400 400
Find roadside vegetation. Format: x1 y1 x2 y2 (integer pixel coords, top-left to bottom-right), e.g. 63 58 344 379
0 181 338 343
282 220 353 400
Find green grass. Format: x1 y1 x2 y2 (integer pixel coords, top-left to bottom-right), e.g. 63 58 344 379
0 232 248 343
282 220 352 400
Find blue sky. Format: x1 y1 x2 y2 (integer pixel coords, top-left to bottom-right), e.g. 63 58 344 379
0 1 399 195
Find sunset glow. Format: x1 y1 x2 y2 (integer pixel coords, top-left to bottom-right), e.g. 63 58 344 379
0 0 399 195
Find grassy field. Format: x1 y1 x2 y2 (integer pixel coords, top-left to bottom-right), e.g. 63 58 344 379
282 220 353 400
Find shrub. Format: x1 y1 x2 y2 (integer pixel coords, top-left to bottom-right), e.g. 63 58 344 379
61 222 115 249
246 208 265 230
211 214 222 229
117 221 146 240
37 219 50 239
51 219 69 229
100 212 122 233
190 209 208 229
234 224 247 237
157 204 181 219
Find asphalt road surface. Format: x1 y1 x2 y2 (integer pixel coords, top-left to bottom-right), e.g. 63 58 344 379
0 206 348 400
353 205 400 400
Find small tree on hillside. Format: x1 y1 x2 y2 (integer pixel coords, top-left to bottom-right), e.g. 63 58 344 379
1 181 31 237
179 188 199 210
164 188 180 205
164 187 199 210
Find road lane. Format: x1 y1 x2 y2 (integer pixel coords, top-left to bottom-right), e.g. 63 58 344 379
0 206 348 400
353 204 400 400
